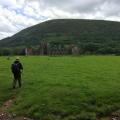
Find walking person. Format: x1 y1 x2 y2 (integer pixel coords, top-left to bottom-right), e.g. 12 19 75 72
11 57 23 89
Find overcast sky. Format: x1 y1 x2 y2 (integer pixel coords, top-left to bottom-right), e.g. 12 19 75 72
0 0 120 40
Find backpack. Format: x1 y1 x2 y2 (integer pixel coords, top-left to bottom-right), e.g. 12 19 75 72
12 63 20 73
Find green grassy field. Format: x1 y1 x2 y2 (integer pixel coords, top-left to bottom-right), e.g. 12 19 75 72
0 56 120 120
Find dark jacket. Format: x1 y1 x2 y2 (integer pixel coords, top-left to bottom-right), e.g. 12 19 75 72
11 60 23 74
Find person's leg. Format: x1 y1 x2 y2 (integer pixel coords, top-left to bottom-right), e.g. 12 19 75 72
13 74 17 88
18 74 22 87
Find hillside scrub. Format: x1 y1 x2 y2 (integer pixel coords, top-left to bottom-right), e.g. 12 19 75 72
1 19 120 55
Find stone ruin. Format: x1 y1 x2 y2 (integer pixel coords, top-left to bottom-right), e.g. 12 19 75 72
25 42 80 56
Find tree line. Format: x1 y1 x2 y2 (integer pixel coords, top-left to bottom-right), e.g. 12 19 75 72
0 42 120 56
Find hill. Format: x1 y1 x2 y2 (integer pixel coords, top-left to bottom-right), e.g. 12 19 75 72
0 19 120 55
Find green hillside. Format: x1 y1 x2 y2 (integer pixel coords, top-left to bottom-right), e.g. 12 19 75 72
0 19 120 55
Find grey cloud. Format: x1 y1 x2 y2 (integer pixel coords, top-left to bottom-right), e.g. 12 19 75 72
27 0 120 17
100 0 120 17
0 24 14 33
27 0 104 13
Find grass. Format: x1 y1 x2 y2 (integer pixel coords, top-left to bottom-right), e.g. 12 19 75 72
0 56 120 120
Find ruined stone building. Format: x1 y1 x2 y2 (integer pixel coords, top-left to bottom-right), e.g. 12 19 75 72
25 42 80 56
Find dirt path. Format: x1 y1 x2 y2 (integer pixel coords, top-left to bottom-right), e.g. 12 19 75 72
0 96 33 120
98 112 120 120
1 97 120 120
